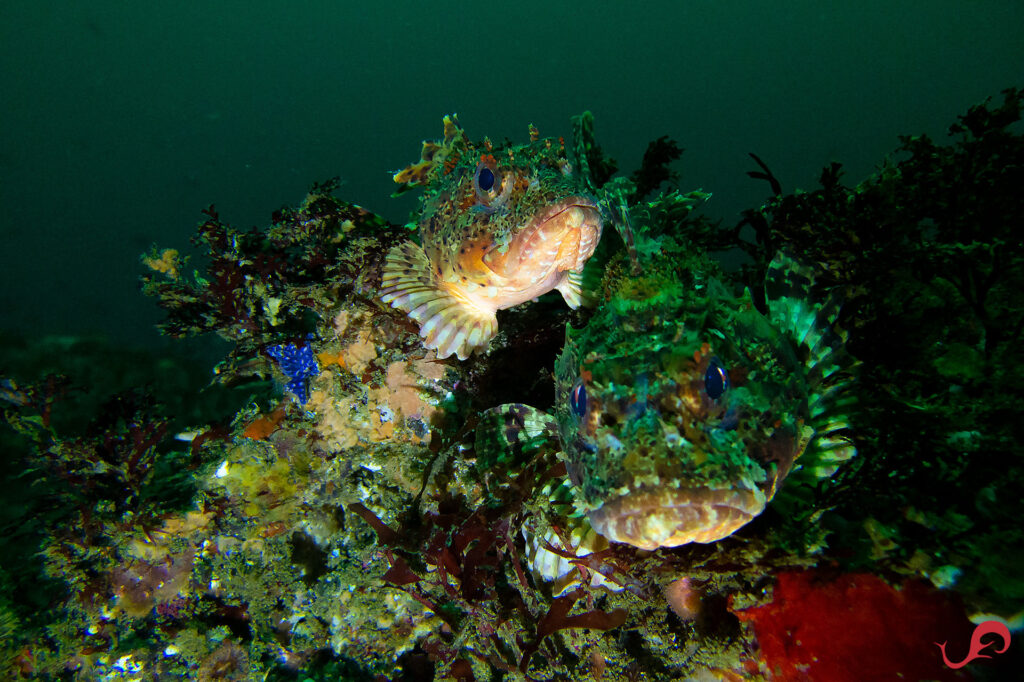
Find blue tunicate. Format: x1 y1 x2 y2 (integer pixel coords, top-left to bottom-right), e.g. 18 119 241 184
267 341 320 404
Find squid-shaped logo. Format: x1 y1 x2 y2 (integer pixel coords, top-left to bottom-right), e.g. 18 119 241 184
935 620 1011 669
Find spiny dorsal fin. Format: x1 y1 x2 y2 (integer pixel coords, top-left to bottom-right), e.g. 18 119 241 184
392 114 466 188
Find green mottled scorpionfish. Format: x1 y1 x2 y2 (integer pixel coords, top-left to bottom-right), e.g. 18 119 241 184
481 217 856 553
555 236 857 550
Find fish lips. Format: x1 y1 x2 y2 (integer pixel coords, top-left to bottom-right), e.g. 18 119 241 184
587 484 768 550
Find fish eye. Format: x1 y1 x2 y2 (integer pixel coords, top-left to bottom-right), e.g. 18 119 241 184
477 166 495 192
474 160 513 208
474 162 501 197
570 379 588 418
703 358 729 400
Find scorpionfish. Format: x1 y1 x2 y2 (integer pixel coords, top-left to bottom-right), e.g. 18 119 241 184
380 115 603 360
553 235 857 550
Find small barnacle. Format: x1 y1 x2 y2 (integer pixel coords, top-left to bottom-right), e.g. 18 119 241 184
262 296 283 326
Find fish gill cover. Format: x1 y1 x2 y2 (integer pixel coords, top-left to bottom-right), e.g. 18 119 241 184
0 90 1021 680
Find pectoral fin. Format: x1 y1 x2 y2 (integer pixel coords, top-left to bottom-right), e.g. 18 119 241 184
764 251 857 481
555 269 585 309
381 241 497 360
475 403 559 469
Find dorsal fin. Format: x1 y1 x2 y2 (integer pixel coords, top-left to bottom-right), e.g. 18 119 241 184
392 114 467 188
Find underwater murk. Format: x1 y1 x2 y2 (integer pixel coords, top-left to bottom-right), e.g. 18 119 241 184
1 89 1023 681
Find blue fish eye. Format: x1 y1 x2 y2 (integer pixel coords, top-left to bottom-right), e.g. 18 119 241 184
703 358 729 400
477 166 495 192
570 380 588 418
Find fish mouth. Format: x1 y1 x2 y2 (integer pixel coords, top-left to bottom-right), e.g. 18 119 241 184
586 485 767 550
486 196 602 277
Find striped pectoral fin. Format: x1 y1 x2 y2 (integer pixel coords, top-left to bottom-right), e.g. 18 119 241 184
555 269 586 309
765 250 858 479
525 513 623 597
475 403 559 468
803 416 857 479
381 241 496 360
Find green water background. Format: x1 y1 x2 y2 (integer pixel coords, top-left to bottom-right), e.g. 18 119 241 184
2 1 1022 351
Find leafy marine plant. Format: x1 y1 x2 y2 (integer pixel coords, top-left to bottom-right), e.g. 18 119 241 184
0 372 210 676
740 87 1024 611
141 179 399 383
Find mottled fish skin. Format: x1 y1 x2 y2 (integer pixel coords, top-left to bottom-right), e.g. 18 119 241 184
554 238 856 550
380 115 602 360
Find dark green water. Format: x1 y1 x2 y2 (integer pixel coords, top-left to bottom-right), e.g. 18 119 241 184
2 1 1023 348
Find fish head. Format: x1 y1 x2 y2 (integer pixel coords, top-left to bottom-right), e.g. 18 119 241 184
402 117 601 308
554 251 845 550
